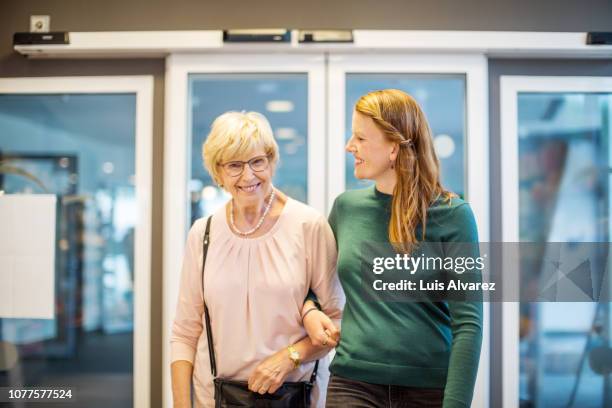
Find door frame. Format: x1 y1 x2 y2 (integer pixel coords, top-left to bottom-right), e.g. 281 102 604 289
0 76 154 408
500 75 612 408
326 54 490 408
162 53 327 408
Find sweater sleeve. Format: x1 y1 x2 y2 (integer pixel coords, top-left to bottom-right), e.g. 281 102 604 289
170 220 205 365
442 203 483 408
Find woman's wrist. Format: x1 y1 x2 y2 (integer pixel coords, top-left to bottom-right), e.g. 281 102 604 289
301 300 317 315
301 307 319 323
287 344 301 369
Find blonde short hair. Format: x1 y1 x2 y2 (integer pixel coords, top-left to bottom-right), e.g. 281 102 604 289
202 111 279 185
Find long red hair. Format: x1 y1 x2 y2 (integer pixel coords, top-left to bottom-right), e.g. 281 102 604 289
355 89 454 252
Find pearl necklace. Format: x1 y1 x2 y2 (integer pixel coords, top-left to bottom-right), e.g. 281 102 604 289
230 187 276 237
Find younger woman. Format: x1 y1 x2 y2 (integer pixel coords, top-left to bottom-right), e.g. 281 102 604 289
303 89 482 408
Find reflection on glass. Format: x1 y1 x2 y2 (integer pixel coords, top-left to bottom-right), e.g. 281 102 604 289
0 94 136 407
189 74 308 225
518 92 612 408
345 74 466 197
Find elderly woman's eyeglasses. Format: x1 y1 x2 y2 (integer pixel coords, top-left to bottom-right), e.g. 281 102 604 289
220 155 271 177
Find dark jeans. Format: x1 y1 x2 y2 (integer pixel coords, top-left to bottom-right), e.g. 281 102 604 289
326 374 444 408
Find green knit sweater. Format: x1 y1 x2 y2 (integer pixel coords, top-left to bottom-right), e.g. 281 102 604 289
328 186 483 408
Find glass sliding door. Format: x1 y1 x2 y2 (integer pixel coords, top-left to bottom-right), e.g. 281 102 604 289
164 53 489 408
163 54 325 408
0 77 153 407
501 76 612 408
326 54 489 407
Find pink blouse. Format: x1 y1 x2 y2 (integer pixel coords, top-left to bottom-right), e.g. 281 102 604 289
170 198 345 407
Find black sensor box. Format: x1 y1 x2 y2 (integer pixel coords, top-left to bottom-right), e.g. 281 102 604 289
223 29 290 43
587 32 612 45
13 32 70 45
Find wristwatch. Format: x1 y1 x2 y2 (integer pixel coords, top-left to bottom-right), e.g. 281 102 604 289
287 345 301 369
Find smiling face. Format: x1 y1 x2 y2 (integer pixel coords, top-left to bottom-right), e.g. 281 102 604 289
218 147 274 204
346 111 398 181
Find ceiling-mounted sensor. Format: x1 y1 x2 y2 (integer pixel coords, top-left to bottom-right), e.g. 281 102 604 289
298 30 353 43
223 29 290 43
587 32 612 45
13 32 69 45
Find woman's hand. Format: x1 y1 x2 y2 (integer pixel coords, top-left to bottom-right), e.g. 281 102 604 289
303 309 340 347
248 348 295 394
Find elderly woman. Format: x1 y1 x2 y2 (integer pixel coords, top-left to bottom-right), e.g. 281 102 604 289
170 111 344 408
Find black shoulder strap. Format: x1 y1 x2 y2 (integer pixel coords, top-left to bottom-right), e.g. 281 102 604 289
310 360 319 384
201 216 216 377
201 214 318 384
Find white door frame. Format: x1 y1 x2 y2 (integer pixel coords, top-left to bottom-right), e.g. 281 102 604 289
500 75 612 408
326 54 490 407
162 53 326 408
0 76 154 408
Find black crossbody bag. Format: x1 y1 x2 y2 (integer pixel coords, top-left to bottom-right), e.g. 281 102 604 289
200 216 319 408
